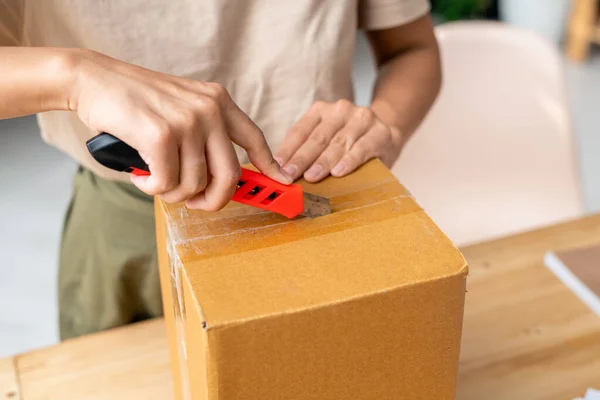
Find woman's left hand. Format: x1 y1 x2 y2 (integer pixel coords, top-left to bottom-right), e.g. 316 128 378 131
274 99 404 182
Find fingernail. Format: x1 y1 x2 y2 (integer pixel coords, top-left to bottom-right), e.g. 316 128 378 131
283 164 298 178
274 157 283 167
331 162 346 176
280 169 294 184
304 164 322 181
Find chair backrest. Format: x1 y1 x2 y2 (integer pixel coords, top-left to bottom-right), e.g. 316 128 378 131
393 21 583 246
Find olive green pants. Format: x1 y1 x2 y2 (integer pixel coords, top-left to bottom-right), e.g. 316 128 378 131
59 167 163 340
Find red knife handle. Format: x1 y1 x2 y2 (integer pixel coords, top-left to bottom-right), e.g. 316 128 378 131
233 168 304 218
86 132 304 218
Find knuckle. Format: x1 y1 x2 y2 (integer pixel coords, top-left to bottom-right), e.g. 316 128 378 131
205 82 229 103
179 190 198 203
219 165 242 189
204 186 235 211
155 178 178 195
331 132 350 147
335 99 352 112
196 97 221 118
180 182 204 201
224 174 241 189
309 130 329 147
162 177 208 203
160 192 181 203
332 100 353 121
355 107 374 125
289 155 304 167
177 109 198 130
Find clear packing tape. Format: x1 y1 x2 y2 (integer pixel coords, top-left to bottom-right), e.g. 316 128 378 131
167 227 191 400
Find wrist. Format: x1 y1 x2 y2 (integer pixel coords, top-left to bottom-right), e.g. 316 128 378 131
57 48 101 112
38 48 90 112
370 100 405 147
45 48 107 113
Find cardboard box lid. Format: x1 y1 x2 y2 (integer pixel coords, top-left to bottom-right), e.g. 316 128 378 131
161 160 467 328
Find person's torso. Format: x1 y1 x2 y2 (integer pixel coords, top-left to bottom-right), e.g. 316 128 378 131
24 0 358 180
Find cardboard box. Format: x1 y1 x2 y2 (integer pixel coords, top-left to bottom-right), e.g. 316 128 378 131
156 160 468 400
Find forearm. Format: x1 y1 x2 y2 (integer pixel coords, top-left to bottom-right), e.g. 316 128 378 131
370 43 441 143
0 47 82 119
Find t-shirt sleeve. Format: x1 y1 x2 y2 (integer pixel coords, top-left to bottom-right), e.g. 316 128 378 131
358 0 430 31
0 0 24 46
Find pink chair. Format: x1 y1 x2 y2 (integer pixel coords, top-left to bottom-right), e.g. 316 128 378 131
393 21 584 246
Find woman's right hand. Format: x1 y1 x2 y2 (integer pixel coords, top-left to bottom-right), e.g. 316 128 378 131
72 50 291 211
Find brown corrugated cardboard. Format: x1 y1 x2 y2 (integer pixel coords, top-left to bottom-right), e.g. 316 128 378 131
156 159 468 400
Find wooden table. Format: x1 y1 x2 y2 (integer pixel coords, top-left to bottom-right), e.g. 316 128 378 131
2 215 600 399
1 319 172 400
458 215 600 399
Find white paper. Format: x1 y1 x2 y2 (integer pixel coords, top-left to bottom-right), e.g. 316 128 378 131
544 252 600 318
574 388 600 400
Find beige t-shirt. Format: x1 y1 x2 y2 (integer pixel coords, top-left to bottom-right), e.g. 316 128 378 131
1 0 429 181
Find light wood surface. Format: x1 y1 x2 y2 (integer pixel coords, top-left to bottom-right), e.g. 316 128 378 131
458 214 600 400
3 214 600 399
15 319 172 400
0 357 19 399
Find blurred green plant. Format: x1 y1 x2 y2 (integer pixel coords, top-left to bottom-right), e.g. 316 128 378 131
431 0 492 21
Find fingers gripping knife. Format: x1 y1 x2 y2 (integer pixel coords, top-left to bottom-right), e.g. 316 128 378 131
86 133 331 219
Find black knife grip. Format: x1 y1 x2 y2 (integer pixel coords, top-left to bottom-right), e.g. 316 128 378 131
86 132 150 174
